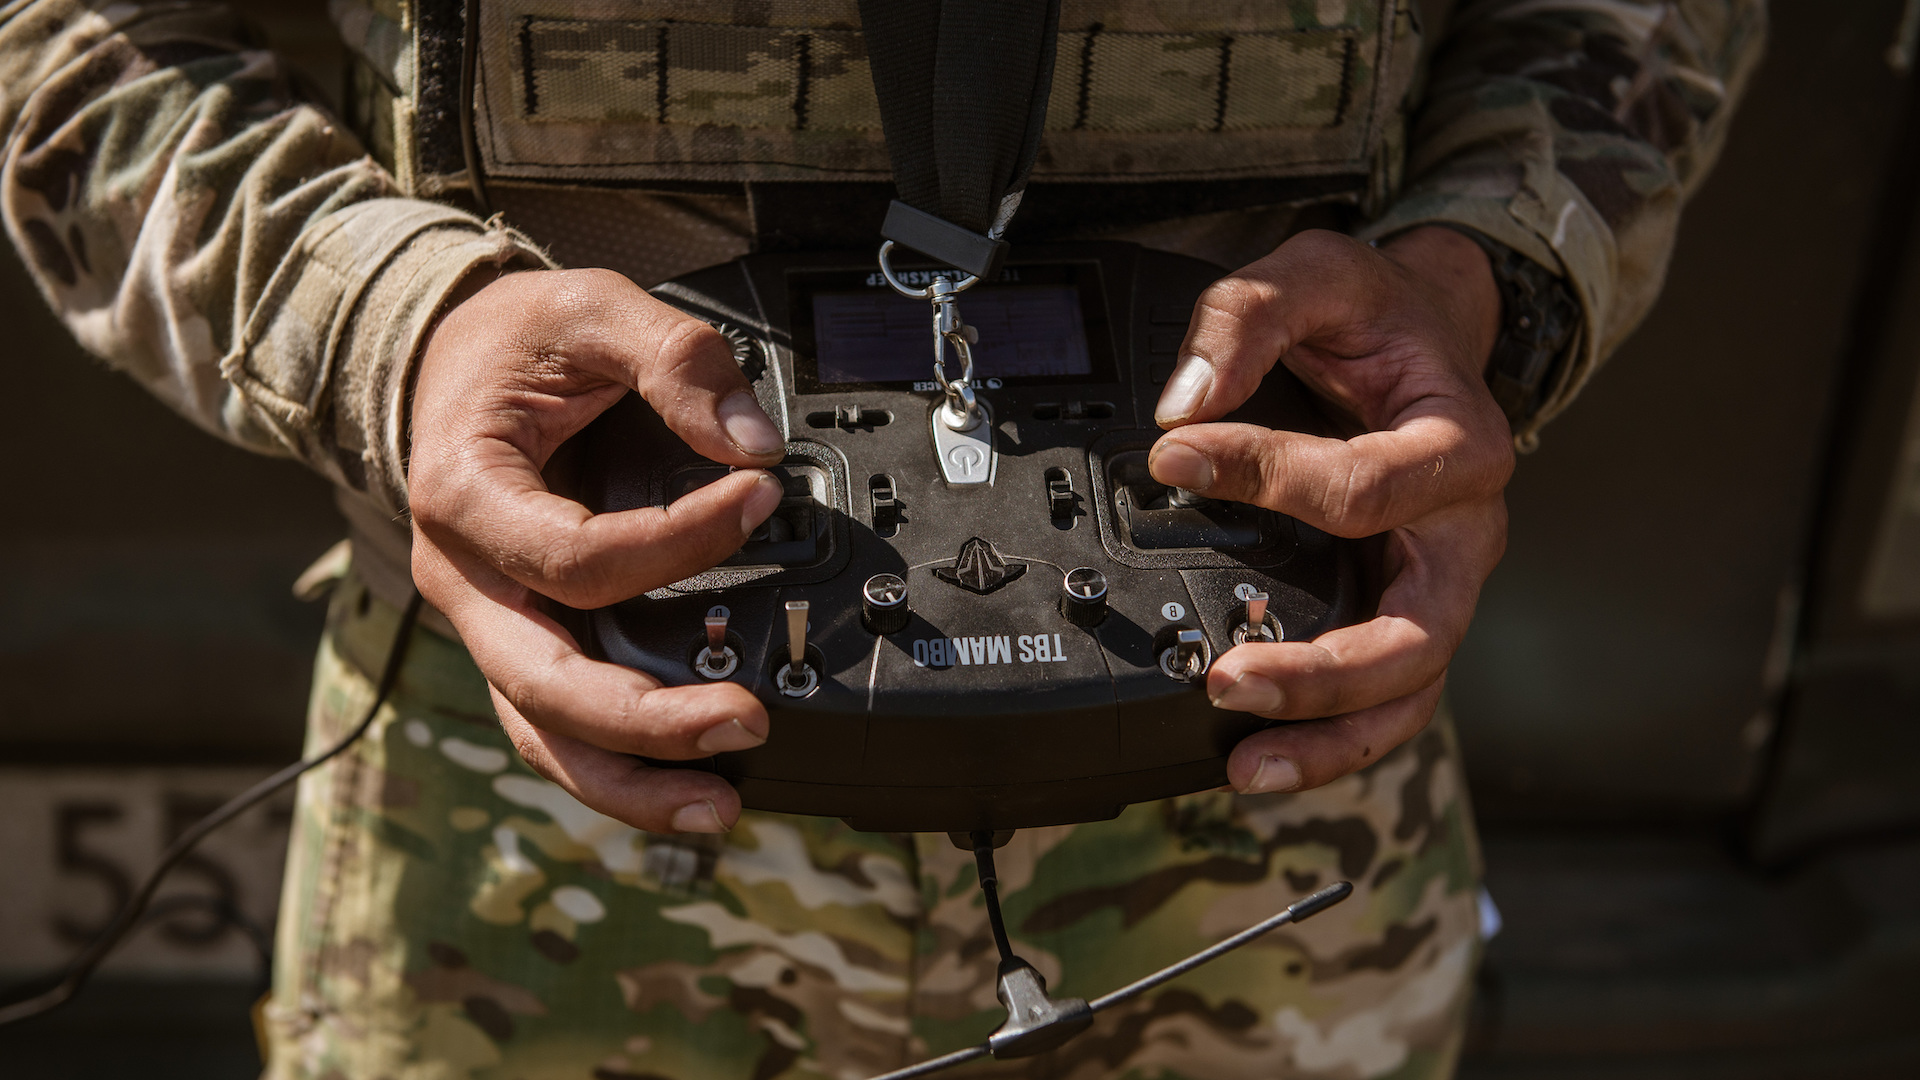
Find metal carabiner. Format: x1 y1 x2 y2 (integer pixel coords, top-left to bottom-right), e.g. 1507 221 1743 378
929 278 981 430
878 241 984 430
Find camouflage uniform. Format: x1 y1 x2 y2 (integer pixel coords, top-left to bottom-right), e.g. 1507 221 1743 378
0 1 1766 1078
276 565 1483 1080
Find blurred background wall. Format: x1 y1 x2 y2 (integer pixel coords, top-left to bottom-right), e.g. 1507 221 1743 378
2 0 1918 1076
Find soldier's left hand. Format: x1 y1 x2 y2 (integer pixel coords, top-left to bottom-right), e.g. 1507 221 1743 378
1150 226 1514 795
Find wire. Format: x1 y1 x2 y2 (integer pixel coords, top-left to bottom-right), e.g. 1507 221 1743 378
0 590 425 1027
867 1045 993 1080
1088 881 1352 1014
140 894 276 993
861 880 1354 1080
459 0 492 216
970 831 1016 967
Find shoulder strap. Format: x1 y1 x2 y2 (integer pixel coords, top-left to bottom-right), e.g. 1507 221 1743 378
859 0 1062 278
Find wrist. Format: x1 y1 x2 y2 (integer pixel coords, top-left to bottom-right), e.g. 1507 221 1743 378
1378 226 1501 377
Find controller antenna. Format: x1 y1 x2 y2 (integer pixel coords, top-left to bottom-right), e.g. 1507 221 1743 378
864 845 1354 1080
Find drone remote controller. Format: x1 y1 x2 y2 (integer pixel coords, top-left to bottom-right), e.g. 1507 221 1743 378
563 242 1363 833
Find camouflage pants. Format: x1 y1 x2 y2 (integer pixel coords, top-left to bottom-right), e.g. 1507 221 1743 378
260 571 1483 1080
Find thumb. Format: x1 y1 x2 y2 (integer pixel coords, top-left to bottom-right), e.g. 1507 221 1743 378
1153 230 1381 428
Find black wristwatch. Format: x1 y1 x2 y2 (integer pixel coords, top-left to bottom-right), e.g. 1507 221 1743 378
1435 224 1581 434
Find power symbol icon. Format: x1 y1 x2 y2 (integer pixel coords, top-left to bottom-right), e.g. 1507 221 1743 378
948 445 985 477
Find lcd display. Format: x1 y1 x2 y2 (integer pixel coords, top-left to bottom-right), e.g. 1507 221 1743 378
811 285 1093 385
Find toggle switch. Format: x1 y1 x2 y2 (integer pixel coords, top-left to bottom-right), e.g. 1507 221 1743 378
693 612 739 679
1059 567 1108 627
777 600 819 697
1159 629 1207 681
1232 590 1279 645
862 574 910 635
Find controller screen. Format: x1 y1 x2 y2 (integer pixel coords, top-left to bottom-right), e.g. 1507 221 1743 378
811 285 1093 385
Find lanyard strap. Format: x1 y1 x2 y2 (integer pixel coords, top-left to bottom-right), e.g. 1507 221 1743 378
859 0 1063 278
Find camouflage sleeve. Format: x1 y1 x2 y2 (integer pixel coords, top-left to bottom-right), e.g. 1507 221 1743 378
1358 0 1768 445
0 0 550 514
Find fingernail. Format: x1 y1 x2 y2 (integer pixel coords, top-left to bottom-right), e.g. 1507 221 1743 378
696 717 766 754
1212 672 1283 713
1155 355 1213 425
670 799 728 834
740 473 783 533
719 392 784 456
1150 440 1213 492
1240 755 1302 795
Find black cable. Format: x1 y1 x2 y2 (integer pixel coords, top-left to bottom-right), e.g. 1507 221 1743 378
970 831 1016 967
0 590 425 1027
459 0 492 216
141 894 276 994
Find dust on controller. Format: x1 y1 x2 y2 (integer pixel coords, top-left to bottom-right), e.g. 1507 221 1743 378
559 242 1364 833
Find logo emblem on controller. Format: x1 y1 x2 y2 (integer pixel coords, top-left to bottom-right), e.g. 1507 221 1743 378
933 537 1028 595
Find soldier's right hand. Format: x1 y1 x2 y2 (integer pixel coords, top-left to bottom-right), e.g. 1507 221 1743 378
406 268 788 835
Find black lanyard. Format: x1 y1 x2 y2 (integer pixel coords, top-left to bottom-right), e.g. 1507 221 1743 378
859 0 1063 279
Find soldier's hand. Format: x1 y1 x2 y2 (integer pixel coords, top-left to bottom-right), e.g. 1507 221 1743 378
408 268 786 834
1151 227 1514 795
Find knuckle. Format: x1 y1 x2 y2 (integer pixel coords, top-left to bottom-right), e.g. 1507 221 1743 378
1328 455 1395 536
500 721 546 772
1281 229 1368 277
548 267 628 307
516 270 584 316
495 679 543 734
1288 228 1351 261
408 544 451 600
535 535 606 603
569 266 631 292
651 315 725 376
512 269 630 343
1195 274 1277 328
1249 434 1298 509
407 482 448 527
406 482 476 546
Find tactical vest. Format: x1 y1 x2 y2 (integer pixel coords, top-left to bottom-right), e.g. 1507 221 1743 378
335 0 1429 233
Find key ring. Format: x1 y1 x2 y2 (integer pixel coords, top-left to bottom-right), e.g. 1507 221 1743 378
876 240 979 298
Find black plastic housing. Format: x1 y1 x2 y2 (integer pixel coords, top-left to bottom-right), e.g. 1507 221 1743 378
560 243 1362 832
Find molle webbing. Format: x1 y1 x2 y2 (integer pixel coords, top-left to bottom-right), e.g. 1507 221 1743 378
435 0 1416 191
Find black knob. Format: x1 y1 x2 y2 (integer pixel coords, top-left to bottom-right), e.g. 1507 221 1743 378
1060 567 1109 627
861 573 911 635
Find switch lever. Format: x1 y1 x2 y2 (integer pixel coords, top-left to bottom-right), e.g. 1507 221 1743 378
693 612 739 679
1160 629 1208 681
777 600 819 697
1233 591 1279 645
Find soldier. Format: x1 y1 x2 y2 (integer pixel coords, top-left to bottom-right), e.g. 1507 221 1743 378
0 2 1765 1078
